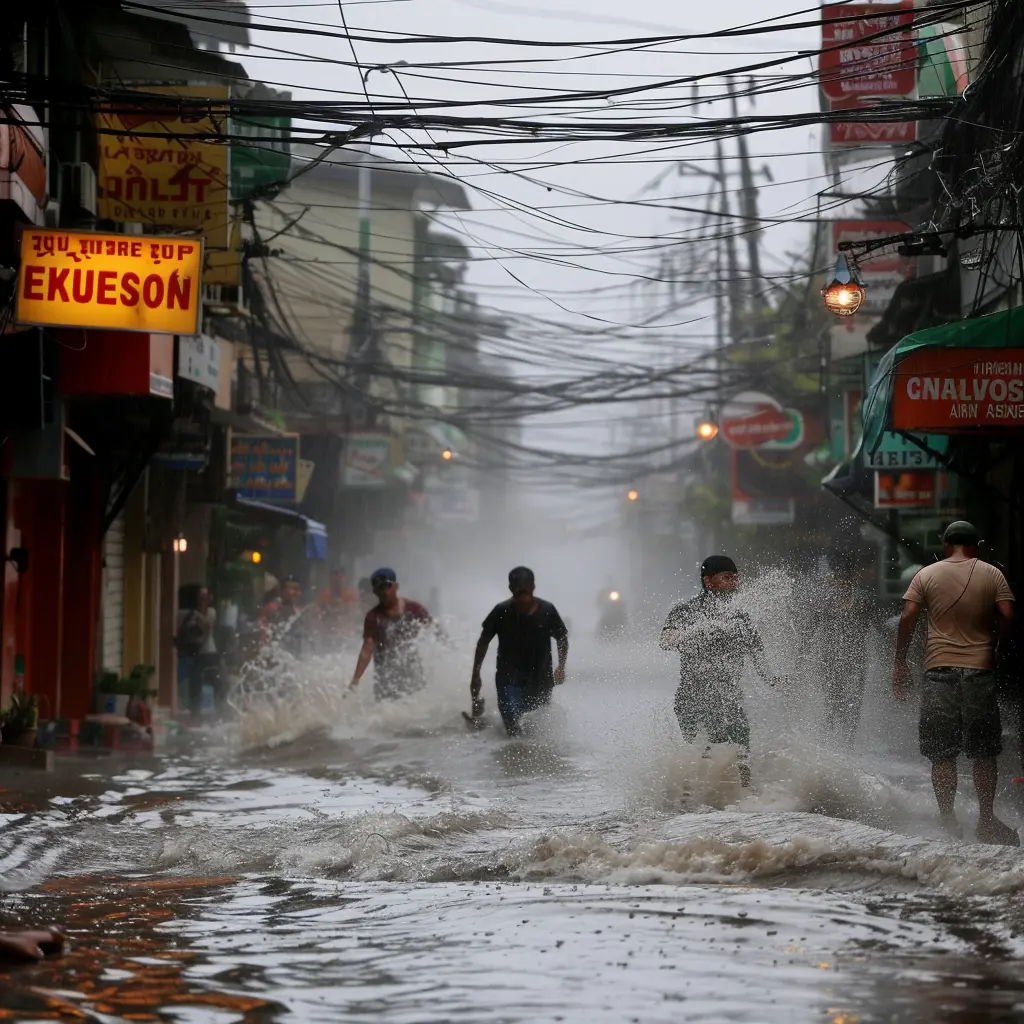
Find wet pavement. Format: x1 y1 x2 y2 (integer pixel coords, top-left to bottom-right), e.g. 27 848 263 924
3 612 1024 1022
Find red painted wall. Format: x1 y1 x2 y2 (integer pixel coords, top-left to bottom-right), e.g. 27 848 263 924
59 330 173 397
27 481 66 719
2 477 75 717
1 478 23 705
60 462 102 721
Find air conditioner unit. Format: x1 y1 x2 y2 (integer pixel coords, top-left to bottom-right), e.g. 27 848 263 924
59 161 98 219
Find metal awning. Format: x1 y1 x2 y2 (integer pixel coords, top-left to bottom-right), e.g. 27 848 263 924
862 306 1024 456
821 441 873 503
231 495 329 562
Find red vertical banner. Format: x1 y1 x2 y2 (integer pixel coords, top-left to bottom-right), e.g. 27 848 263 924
820 3 918 147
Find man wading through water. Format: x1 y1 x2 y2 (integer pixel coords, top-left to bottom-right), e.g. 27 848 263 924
470 567 569 735
659 555 779 787
893 521 1017 845
350 568 440 700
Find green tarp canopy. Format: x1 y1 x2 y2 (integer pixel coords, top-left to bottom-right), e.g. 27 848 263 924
917 23 969 100
861 305 1024 455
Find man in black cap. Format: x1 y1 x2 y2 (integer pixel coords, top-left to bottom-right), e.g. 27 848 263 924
350 568 436 700
659 555 778 787
469 566 569 736
894 521 1017 844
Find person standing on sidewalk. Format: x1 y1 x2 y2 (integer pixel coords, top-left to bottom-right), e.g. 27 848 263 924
893 521 1017 845
176 583 214 716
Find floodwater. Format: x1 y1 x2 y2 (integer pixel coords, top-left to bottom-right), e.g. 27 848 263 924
3 586 1024 1022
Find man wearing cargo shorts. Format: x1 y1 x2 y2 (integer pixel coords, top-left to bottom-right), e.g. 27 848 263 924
893 521 1017 844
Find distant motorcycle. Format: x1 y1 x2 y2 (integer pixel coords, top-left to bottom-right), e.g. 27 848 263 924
596 589 628 641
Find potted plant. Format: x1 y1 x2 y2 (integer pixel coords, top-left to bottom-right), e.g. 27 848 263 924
94 665 156 715
0 692 40 748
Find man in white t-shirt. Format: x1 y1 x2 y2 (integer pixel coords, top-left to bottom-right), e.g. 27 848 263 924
893 521 1016 845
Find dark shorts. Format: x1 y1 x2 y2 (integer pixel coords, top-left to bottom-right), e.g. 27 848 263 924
496 683 552 735
673 685 750 749
919 667 1002 761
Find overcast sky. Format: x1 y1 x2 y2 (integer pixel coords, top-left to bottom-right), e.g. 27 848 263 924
234 0 900 522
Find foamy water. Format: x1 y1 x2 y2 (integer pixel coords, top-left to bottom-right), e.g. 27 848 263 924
3 576 1024 1020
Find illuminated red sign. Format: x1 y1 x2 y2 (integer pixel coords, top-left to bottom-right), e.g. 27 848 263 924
721 408 795 448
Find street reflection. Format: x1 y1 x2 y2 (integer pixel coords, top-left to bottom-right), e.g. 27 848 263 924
0 876 284 1021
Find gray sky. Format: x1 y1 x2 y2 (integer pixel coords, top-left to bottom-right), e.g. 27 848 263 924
236 0 887 519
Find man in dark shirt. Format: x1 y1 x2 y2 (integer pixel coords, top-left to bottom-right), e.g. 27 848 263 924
470 566 569 736
659 555 778 787
350 567 435 700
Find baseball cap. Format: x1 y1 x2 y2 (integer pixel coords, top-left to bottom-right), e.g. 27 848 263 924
942 521 979 545
370 567 397 585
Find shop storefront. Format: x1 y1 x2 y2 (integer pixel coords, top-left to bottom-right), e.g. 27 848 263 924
861 306 1024 584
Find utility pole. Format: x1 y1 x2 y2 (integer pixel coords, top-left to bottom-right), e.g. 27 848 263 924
727 77 763 323
351 147 376 424
715 138 742 347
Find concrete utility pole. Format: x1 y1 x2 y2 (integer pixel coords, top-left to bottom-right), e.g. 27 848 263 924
352 148 372 352
727 77 763 321
351 147 378 425
715 138 743 346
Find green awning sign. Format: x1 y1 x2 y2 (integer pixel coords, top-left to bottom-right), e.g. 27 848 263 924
862 306 1024 455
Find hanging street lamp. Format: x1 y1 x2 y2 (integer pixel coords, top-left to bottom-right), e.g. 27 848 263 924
821 253 866 317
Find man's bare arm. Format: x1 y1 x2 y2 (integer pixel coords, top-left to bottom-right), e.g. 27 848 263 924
470 632 492 697
554 633 569 683
892 600 921 700
350 636 375 687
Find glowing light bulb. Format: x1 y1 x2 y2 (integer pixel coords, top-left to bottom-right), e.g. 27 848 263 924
626 489 639 502
609 590 620 601
821 254 866 317
697 421 719 441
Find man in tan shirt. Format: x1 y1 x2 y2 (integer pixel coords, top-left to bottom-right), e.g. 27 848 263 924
893 521 1016 845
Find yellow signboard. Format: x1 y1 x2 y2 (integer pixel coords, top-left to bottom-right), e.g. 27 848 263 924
97 85 232 279
16 228 203 335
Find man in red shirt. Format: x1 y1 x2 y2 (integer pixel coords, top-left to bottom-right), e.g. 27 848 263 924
349 568 437 700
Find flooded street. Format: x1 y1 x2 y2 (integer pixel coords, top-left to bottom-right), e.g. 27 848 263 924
3 631 1024 1022
5 0 1024 1020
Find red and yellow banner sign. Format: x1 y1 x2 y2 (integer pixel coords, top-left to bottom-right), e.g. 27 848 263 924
893 347 1024 432
97 85 232 282
16 228 202 335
